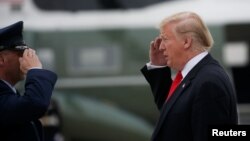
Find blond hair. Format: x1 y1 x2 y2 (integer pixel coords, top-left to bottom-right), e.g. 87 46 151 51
160 12 214 51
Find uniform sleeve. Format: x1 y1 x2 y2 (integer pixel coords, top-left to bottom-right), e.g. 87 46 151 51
0 69 57 124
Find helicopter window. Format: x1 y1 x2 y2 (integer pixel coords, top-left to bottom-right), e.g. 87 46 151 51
67 46 121 75
222 42 249 67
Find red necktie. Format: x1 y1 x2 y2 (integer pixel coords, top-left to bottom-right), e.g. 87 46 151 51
166 71 183 101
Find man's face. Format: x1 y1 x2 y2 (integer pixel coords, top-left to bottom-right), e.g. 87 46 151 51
159 24 184 70
3 50 25 83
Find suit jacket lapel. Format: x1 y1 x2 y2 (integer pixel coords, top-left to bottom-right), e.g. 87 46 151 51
151 80 191 139
166 54 214 113
152 54 214 139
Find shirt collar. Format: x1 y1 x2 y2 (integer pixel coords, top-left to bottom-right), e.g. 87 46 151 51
1 79 17 93
181 51 208 78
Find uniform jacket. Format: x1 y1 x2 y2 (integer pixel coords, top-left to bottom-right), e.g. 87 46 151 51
141 54 238 141
0 69 57 141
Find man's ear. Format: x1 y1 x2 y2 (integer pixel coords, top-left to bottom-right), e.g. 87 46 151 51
0 53 5 66
183 36 192 49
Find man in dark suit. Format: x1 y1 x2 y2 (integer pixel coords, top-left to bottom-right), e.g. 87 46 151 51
0 21 57 141
141 12 238 141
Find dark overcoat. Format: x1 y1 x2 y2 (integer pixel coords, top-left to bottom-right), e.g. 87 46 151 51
141 54 238 141
0 69 57 141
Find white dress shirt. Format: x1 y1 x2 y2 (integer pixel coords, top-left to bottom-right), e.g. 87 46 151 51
146 51 208 80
